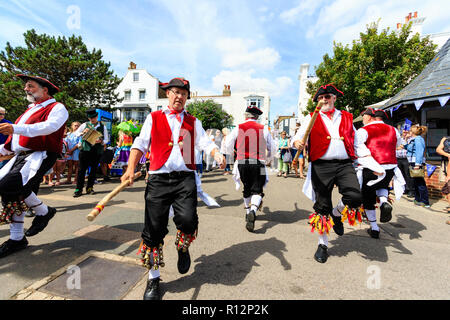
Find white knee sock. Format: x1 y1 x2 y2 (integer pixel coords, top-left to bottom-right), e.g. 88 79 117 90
250 195 262 212
365 209 379 231
244 197 251 214
332 200 345 217
24 192 48 216
376 189 388 206
318 234 328 247
10 213 25 241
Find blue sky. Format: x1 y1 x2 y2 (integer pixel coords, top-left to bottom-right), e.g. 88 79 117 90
1 0 449 124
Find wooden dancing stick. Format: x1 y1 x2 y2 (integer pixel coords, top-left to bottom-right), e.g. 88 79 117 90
86 171 142 221
292 101 324 163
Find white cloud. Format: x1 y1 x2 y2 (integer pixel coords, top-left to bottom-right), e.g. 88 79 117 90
216 37 280 70
280 0 325 24
212 70 292 97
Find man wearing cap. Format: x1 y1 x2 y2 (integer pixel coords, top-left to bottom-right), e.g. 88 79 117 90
225 104 274 232
0 74 68 258
121 77 225 300
354 108 404 238
291 84 362 263
72 108 109 197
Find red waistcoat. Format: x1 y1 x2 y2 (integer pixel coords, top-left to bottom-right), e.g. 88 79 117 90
308 110 355 162
236 121 267 161
149 110 196 171
4 101 66 153
363 123 397 165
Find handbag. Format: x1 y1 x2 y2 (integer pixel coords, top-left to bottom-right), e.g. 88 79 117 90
282 151 292 163
409 167 425 178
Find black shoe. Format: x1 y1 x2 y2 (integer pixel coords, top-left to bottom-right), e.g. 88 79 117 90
367 228 380 239
25 207 56 237
245 210 256 232
407 192 415 198
103 176 110 182
143 277 161 300
332 215 344 236
0 237 28 258
380 202 392 223
73 189 82 197
314 244 329 263
86 187 95 195
177 248 191 274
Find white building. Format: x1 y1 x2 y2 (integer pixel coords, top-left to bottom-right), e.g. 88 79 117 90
112 62 271 128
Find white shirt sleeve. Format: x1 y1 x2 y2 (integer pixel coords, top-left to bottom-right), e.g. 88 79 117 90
195 119 219 156
225 127 239 155
290 115 310 147
354 128 372 158
131 113 152 154
12 103 69 137
264 127 274 159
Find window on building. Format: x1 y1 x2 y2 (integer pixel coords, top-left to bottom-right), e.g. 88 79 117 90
124 110 132 121
124 90 131 101
247 98 262 108
137 111 146 123
139 90 146 100
133 72 139 82
157 105 162 111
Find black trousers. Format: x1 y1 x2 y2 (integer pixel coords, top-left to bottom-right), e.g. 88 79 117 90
142 171 198 247
0 152 57 202
311 159 362 215
76 150 102 191
237 159 266 198
397 158 413 193
361 168 395 210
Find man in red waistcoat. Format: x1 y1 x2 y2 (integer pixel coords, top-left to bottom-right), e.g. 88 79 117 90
225 105 274 232
121 77 225 300
354 108 401 238
0 74 68 258
292 84 362 263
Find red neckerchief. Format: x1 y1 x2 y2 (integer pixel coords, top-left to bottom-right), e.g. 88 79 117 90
322 108 335 120
168 106 184 122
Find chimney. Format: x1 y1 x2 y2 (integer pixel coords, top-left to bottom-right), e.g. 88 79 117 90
128 61 137 69
397 23 402 29
223 84 231 96
414 11 418 18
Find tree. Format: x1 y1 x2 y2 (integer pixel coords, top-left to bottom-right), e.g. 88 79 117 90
0 29 122 122
305 22 437 116
186 99 233 130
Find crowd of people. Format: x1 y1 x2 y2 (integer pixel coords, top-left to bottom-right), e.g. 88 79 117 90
0 74 449 301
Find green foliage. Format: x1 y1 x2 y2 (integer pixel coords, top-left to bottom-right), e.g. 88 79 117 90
186 99 233 130
0 29 122 122
305 22 437 116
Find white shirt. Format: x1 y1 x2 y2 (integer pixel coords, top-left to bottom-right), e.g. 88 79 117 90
225 119 274 162
131 106 219 174
354 121 401 170
0 98 68 154
291 109 352 160
74 121 110 145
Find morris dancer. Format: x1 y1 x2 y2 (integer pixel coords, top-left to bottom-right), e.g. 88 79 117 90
292 84 362 263
121 77 225 300
354 108 404 238
0 74 68 258
225 105 274 232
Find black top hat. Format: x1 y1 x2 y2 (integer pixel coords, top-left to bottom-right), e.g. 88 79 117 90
159 77 190 99
374 109 389 121
16 74 60 96
245 105 263 116
361 107 377 117
86 108 98 118
313 84 344 102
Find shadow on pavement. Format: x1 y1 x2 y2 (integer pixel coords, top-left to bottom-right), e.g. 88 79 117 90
254 203 310 234
162 237 291 300
329 214 425 262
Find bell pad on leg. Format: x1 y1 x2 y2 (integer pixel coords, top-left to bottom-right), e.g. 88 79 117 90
0 201 28 225
175 230 197 252
138 242 165 270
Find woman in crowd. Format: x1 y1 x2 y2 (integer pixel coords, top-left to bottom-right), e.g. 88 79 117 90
436 136 450 214
64 121 81 185
114 130 133 174
277 131 290 178
406 125 430 208
221 128 232 175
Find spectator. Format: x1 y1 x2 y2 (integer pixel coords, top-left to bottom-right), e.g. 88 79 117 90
114 130 133 174
277 131 290 178
221 128 232 175
291 124 306 178
406 125 430 208
100 144 114 182
0 107 12 169
49 127 68 186
397 128 414 197
64 121 81 184
436 136 450 214
205 129 215 172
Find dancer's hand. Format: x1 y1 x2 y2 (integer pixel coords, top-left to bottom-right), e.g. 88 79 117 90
121 168 136 186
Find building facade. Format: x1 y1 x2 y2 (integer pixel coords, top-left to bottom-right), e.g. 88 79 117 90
112 63 271 128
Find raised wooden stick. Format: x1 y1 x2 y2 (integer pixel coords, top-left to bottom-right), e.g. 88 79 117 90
86 171 142 221
292 101 324 163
